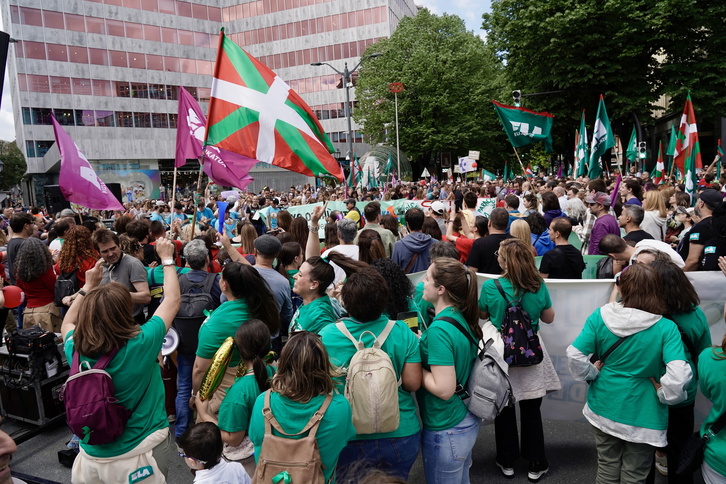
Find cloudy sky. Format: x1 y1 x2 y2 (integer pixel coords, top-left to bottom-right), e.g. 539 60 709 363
0 2 492 142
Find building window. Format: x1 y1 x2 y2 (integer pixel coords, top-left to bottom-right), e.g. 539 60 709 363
72 78 92 95
75 110 96 126
131 83 148 98
54 109 74 125
109 51 128 68
192 3 207 20
114 81 131 97
164 56 179 72
148 84 166 99
129 53 145 69
92 79 113 97
161 27 177 44
24 41 46 60
180 59 196 74
25 141 36 158
88 48 108 66
47 44 68 62
178 30 195 46
96 111 115 127
85 17 105 35
184 87 198 100
19 7 42 26
177 1 192 17
125 22 143 40
35 141 54 157
196 60 212 76
50 77 72 94
147 54 163 70
27 75 50 93
158 0 175 14
168 113 177 128
117 112 133 127
22 107 31 125
134 113 151 128
65 13 85 31
43 10 64 29
152 113 168 128
144 25 161 42
197 87 211 102
68 46 89 63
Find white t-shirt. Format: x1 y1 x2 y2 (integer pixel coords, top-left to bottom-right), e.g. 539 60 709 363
193 459 250 484
322 244 360 285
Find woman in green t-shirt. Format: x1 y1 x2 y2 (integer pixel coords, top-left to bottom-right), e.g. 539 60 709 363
479 238 556 483
418 258 482 484
697 332 726 484
288 256 337 334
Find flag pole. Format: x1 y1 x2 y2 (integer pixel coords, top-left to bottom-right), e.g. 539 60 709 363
170 166 178 213
190 156 204 239
512 146 527 174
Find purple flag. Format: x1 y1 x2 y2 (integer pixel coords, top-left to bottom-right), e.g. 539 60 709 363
52 117 124 211
611 174 622 204
175 87 256 190
556 164 563 178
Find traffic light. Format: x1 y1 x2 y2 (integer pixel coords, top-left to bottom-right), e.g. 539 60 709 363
512 90 521 107
637 142 647 159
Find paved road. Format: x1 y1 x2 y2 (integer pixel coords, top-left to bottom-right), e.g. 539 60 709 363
6 417 699 483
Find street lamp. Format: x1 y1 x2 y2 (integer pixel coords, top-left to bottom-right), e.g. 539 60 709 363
311 52 382 187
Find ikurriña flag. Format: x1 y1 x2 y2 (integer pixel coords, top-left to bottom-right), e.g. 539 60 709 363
52 116 124 211
673 93 702 175
205 30 343 182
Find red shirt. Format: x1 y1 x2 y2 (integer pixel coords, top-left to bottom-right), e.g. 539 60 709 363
17 266 57 308
455 236 474 264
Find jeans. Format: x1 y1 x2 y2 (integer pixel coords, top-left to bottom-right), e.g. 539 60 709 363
174 353 195 439
494 397 546 463
422 411 481 484
337 432 421 480
593 426 654 484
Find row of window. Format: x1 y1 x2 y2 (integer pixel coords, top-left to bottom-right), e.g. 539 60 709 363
226 7 387 47
23 107 178 129
13 7 218 47
84 0 220 21
222 0 335 22
260 38 382 76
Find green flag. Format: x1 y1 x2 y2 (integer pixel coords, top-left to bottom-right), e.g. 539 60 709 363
684 142 697 206
588 95 615 179
503 161 510 182
492 100 554 152
576 111 589 177
384 154 394 175
625 126 637 173
665 125 677 175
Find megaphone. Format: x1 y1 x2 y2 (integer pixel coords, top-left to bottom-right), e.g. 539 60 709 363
161 327 179 357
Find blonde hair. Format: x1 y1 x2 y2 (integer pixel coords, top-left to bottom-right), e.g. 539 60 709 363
510 219 533 248
499 238 542 295
270 332 334 403
643 190 667 218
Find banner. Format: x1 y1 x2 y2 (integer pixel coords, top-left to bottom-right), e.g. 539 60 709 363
407 271 725 422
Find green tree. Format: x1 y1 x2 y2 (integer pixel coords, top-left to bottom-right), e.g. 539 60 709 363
0 141 26 190
354 9 506 175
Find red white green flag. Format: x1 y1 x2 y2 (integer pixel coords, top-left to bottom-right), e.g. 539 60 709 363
525 165 534 178
205 30 343 182
653 143 666 185
673 93 702 175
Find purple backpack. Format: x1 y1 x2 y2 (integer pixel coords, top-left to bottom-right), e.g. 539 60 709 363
61 347 132 445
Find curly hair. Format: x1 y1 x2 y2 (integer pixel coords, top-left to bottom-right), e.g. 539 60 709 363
58 225 98 274
370 258 414 319
14 237 53 283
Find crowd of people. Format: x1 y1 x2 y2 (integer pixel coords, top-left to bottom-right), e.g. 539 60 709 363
0 167 724 484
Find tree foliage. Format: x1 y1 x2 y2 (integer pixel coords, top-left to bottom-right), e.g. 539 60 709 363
354 9 507 171
0 141 26 190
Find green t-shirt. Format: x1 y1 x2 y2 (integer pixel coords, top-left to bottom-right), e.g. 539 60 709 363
249 391 355 484
196 299 252 366
698 346 726 476
479 277 552 332
670 307 712 407
218 366 276 433
413 281 434 331
289 296 337 334
63 316 168 458
572 308 686 430
416 306 478 431
286 269 298 289
319 316 421 440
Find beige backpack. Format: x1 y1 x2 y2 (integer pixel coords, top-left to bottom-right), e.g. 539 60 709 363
336 320 400 435
252 391 332 484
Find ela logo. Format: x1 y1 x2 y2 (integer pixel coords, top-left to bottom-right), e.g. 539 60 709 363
129 466 154 484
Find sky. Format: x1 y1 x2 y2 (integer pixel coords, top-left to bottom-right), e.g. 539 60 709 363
0 1 491 142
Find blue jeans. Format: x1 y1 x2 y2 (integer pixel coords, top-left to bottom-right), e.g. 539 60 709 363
174 353 195 439
422 411 481 484
337 432 421 480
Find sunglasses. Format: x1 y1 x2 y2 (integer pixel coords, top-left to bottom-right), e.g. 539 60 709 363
178 452 206 464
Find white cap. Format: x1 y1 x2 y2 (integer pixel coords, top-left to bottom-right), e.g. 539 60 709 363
431 201 446 215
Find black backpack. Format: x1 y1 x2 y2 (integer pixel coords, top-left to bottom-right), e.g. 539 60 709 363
173 272 218 355
494 279 544 367
54 269 78 307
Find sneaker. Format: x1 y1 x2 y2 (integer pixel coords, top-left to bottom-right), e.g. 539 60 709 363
655 451 668 476
167 414 176 424
528 460 549 482
496 460 515 478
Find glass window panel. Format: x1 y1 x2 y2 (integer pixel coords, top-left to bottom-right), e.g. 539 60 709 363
332 14 339 30
302 48 311 65
223 6 231 21
14 41 23 59
239 4 246 19
50 77 72 94
161 28 177 43
165 85 178 101
122 0 141 9
31 108 52 125
194 32 209 47
148 84 166 99
374 6 383 23
25 141 36 158
10 6 19 25
169 113 177 129
163 56 179 72
22 107 31 125
177 1 192 17
129 53 145 69
43 10 64 29
47 44 68 62
116 112 133 127
144 25 161 42
85 17 105 34
106 20 124 37
347 11 355 28
209 6 221 22
249 2 257 16
196 60 212 76
309 18 316 35
181 59 196 74
178 30 194 46
68 46 89 63
92 79 113 96
133 113 151 128
312 76 320 92
17 73 28 92
109 50 128 68
96 111 115 126
192 3 207 20
114 81 131 97
19 7 43 26
185 86 198 99
24 41 46 60
357 10 365 27
325 16 333 31
131 83 148 98
54 108 74 125
75 110 94 126
143 0 159 11
72 78 92 95
36 141 55 157
147 54 163 70
197 87 211 102
106 0 123 5
310 48 318 64
126 23 143 39
341 12 348 29
152 113 168 128
350 41 358 57
316 17 324 34
333 44 341 60
158 0 175 14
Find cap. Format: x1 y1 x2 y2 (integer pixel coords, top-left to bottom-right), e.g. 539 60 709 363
699 189 723 209
430 201 446 215
584 192 612 207
254 234 282 256
155 201 166 207
59 208 75 217
345 198 356 205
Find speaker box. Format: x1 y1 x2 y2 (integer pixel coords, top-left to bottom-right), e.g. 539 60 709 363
105 182 123 205
43 185 70 216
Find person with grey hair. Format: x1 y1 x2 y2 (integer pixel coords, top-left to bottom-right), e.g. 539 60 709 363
619 204 655 245
174 238 222 441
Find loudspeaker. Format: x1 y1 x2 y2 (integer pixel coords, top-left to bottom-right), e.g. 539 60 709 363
105 183 123 205
43 185 70 215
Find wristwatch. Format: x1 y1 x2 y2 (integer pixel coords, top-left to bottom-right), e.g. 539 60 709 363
162 259 175 267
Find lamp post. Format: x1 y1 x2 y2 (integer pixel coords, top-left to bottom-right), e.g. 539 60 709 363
311 52 382 188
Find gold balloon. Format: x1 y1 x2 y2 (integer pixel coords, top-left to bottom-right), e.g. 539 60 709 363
198 337 234 401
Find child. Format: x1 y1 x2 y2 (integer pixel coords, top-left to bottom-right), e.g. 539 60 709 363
177 422 250 484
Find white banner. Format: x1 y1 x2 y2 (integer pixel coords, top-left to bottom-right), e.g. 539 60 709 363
408 271 726 422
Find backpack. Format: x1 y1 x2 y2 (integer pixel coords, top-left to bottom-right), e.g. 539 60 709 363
54 269 78 307
336 320 400 435
436 316 515 421
61 347 132 445
253 391 331 484
494 279 544 367
173 272 218 355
